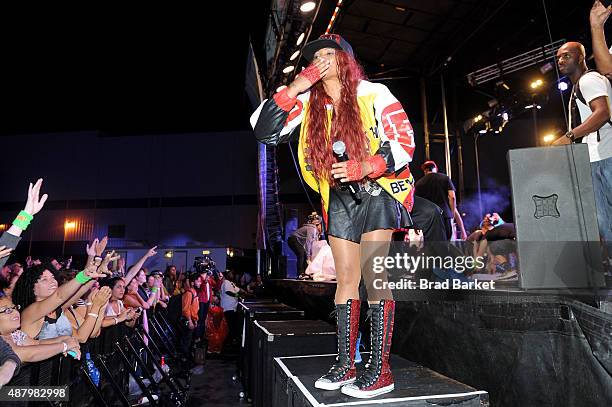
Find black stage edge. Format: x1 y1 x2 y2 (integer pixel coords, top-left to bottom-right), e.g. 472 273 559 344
253 320 337 407
274 353 488 407
270 279 612 407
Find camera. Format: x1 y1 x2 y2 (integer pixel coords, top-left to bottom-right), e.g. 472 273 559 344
193 254 218 276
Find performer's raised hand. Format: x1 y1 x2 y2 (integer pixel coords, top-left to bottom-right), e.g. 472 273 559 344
288 57 331 97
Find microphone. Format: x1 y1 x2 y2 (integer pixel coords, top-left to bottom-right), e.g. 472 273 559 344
332 141 361 196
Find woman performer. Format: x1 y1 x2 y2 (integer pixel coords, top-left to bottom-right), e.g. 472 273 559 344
251 34 445 398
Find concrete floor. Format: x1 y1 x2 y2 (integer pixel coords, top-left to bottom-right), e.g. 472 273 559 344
187 351 250 407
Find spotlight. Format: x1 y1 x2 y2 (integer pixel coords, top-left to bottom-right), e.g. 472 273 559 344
164 250 173 259
558 81 569 91
64 221 76 231
289 50 300 61
300 1 316 13
474 115 483 122
543 134 555 143
202 250 210 255
296 33 305 46
282 65 295 74
530 79 544 89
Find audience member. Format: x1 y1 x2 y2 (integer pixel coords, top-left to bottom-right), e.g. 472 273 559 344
180 274 200 355
220 271 243 346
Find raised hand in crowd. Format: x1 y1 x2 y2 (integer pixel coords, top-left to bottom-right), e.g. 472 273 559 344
1 179 48 268
24 178 48 217
86 238 100 257
124 245 158 284
92 286 112 310
8 178 48 238
95 251 120 276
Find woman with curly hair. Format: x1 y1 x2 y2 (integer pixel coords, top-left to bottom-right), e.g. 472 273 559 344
251 34 446 398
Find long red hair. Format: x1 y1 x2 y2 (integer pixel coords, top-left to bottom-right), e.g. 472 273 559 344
306 51 367 185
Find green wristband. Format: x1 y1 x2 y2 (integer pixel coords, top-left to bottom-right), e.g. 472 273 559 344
151 287 158 293
75 271 92 284
12 211 33 231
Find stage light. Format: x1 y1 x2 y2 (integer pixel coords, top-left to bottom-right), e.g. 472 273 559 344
296 33 305 46
558 81 569 91
282 65 295 74
543 134 555 143
300 1 316 13
530 79 544 89
0 224 7 231
202 250 210 255
289 50 300 61
474 115 483 122
495 80 510 91
164 250 173 258
64 221 76 231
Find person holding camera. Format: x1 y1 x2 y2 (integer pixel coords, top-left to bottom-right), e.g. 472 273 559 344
195 272 212 343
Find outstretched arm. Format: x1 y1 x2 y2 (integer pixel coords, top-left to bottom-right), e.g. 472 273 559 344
0 179 48 268
124 246 157 285
591 1 612 75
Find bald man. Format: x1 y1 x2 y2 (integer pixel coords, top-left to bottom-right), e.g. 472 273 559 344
555 41 612 266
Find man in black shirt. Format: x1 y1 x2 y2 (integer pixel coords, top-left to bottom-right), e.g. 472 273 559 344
415 161 467 240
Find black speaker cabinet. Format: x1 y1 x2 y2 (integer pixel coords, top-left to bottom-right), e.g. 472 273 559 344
508 144 604 289
252 320 336 407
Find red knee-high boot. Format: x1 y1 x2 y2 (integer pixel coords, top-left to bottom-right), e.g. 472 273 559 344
341 299 395 398
314 299 361 390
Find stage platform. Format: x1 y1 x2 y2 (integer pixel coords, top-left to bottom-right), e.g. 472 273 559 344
268 279 612 406
273 353 488 407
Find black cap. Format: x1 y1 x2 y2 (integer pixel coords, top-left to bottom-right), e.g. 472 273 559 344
302 34 354 62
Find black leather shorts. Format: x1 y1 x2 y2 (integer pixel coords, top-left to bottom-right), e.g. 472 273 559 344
327 185 412 243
